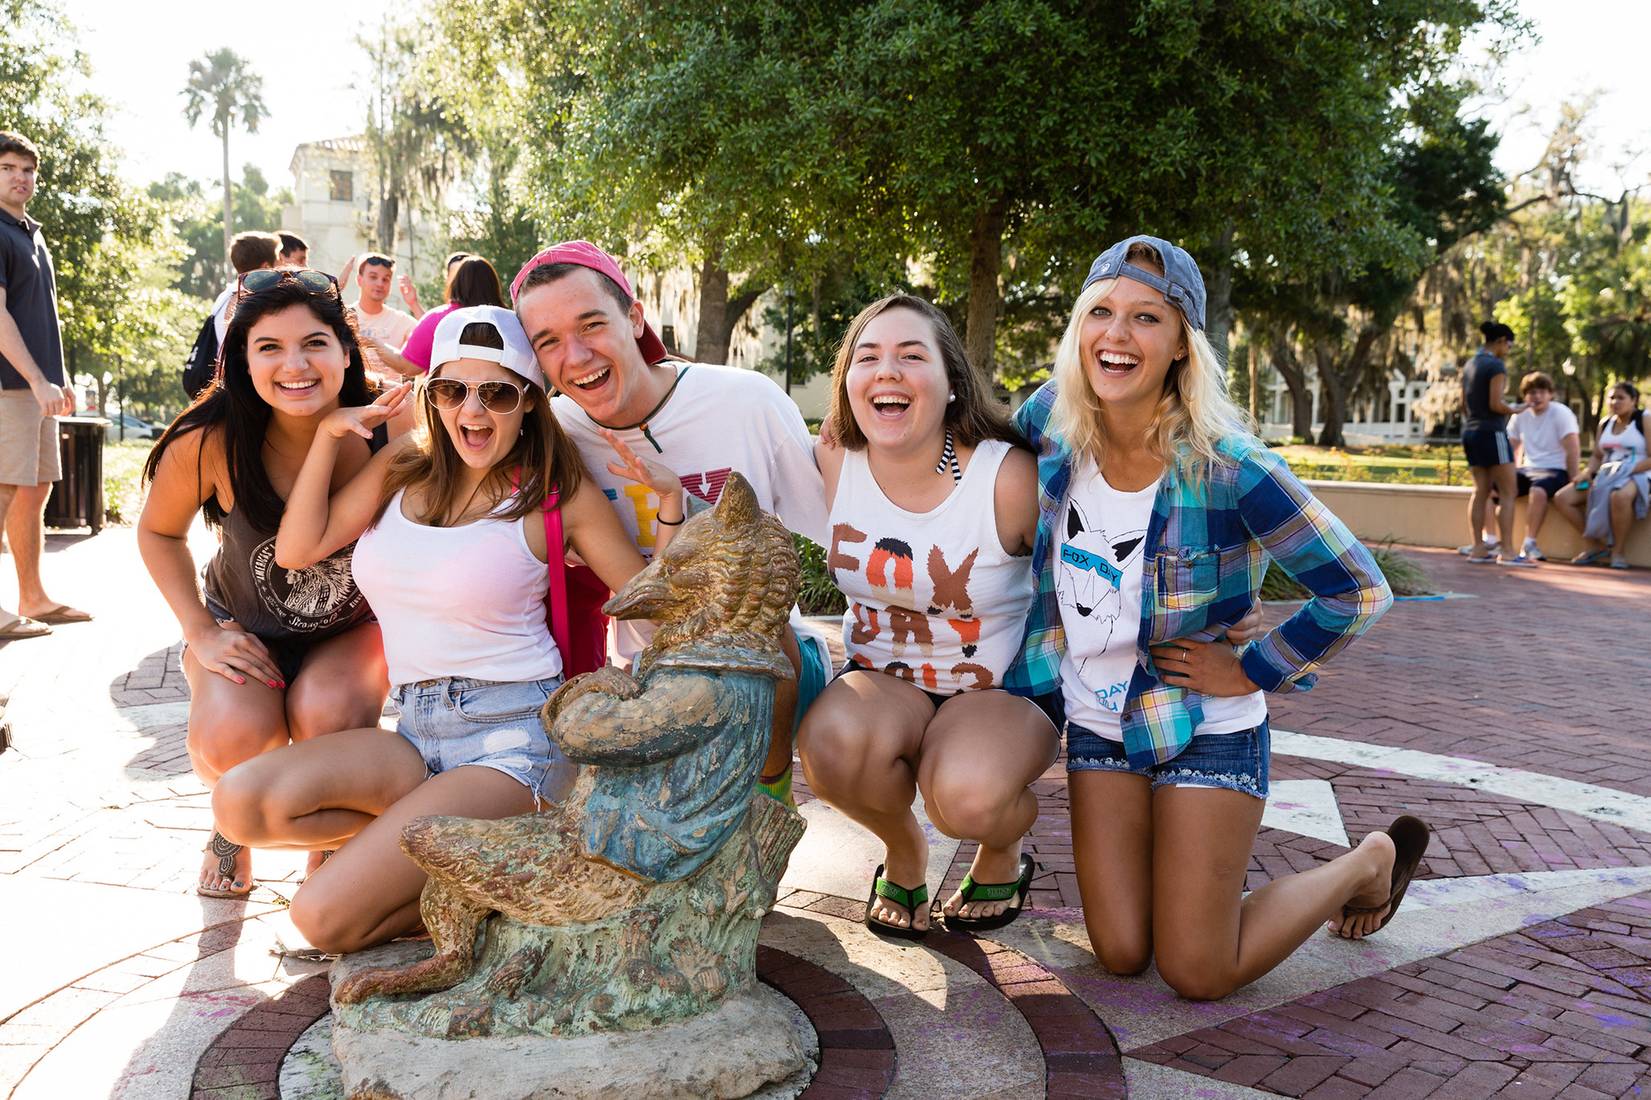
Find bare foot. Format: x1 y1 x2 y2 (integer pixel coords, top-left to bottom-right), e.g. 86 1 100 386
868 817 930 933
1326 831 1396 939
942 843 1025 922
199 835 253 897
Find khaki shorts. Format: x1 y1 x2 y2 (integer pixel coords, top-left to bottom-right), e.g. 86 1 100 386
0 391 61 486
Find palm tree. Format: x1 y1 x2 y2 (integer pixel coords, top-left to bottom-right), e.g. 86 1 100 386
181 49 268 280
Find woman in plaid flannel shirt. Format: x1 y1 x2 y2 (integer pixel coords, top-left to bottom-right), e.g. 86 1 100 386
1011 236 1415 1000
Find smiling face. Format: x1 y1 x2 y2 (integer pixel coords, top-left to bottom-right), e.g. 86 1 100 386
843 306 950 455
431 358 531 470
0 151 37 214
358 262 392 305
1078 269 1188 415
517 267 652 423
243 304 348 417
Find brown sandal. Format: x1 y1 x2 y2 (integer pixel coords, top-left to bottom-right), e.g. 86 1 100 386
1338 815 1429 937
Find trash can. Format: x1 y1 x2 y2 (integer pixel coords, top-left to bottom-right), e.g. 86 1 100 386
44 416 109 533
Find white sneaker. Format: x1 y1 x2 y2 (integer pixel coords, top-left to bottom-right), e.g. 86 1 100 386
1459 537 1501 556
1521 540 1546 562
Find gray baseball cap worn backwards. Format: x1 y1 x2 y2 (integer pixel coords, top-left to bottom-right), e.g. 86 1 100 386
1081 235 1207 332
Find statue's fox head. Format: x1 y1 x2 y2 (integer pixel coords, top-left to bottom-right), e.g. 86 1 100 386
604 472 800 652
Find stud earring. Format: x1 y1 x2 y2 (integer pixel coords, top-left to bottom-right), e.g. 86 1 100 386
947 392 956 403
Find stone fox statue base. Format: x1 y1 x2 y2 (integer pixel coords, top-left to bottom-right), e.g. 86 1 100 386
330 473 807 1065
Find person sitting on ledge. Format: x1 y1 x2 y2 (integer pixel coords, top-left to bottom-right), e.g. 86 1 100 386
1549 381 1649 570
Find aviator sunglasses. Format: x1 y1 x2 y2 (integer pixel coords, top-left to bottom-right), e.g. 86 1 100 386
425 376 528 415
236 267 340 299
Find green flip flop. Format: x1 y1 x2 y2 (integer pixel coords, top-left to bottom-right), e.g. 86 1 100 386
865 864 929 942
942 852 1036 934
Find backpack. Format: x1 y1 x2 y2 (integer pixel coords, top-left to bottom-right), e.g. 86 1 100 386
181 310 220 400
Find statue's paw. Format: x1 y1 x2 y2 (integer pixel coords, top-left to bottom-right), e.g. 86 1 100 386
334 968 394 1005
483 945 545 999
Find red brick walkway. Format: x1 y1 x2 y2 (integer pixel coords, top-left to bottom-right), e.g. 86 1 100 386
8 532 1651 1098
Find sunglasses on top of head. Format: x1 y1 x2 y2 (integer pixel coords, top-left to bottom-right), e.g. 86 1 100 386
236 268 340 299
425 377 528 415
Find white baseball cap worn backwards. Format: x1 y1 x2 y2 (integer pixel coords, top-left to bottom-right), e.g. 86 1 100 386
430 305 544 389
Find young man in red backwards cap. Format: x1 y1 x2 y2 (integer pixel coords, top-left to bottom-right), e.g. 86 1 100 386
512 241 829 806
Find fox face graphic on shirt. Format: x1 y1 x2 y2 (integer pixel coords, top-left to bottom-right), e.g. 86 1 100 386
1057 497 1146 711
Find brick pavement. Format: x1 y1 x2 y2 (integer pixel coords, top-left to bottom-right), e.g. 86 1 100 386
6 529 1651 1097
1266 547 1651 795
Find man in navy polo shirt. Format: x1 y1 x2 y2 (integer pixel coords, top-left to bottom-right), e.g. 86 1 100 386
0 131 90 637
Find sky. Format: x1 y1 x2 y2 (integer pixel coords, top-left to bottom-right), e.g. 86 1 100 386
61 0 1651 198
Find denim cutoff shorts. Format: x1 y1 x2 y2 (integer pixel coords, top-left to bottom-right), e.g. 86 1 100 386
393 676 573 805
1065 719 1270 800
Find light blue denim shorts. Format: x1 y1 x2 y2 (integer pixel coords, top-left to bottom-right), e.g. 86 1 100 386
1065 719 1270 800
393 676 573 805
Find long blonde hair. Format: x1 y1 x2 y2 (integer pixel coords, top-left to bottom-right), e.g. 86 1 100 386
1049 244 1252 483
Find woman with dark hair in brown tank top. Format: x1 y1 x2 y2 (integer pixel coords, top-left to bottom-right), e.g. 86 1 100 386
138 271 415 898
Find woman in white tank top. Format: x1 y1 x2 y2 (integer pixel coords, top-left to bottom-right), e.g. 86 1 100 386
1550 382 1650 568
801 294 1057 939
210 306 684 955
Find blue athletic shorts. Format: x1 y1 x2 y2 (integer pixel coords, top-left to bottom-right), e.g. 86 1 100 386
792 626 830 729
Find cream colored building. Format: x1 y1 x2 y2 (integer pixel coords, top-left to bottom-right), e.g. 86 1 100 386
280 137 449 288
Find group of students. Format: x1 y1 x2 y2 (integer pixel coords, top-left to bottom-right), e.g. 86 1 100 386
1460 321 1649 569
138 233 1414 1002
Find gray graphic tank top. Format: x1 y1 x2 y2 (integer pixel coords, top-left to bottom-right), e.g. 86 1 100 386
200 426 384 643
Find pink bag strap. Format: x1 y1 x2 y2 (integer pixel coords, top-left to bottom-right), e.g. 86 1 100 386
542 489 571 663
511 468 572 664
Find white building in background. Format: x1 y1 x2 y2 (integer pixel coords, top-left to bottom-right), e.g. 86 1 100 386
280 137 449 287
1254 363 1434 444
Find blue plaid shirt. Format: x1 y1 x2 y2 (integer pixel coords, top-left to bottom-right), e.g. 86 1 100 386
1005 379 1393 768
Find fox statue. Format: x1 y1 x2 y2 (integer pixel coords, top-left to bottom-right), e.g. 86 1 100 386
330 473 807 1040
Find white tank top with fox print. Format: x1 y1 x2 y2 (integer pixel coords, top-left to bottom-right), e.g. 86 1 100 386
827 439 1032 696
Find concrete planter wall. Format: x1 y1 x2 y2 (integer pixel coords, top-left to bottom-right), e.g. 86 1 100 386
1306 479 1651 568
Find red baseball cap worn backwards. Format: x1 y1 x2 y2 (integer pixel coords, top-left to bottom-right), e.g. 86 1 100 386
510 240 668 365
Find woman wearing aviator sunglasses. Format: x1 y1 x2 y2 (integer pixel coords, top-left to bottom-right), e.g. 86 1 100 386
210 305 683 956
140 269 415 899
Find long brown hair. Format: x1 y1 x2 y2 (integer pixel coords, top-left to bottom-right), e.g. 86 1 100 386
824 294 1020 451
376 322 583 525
144 279 375 532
